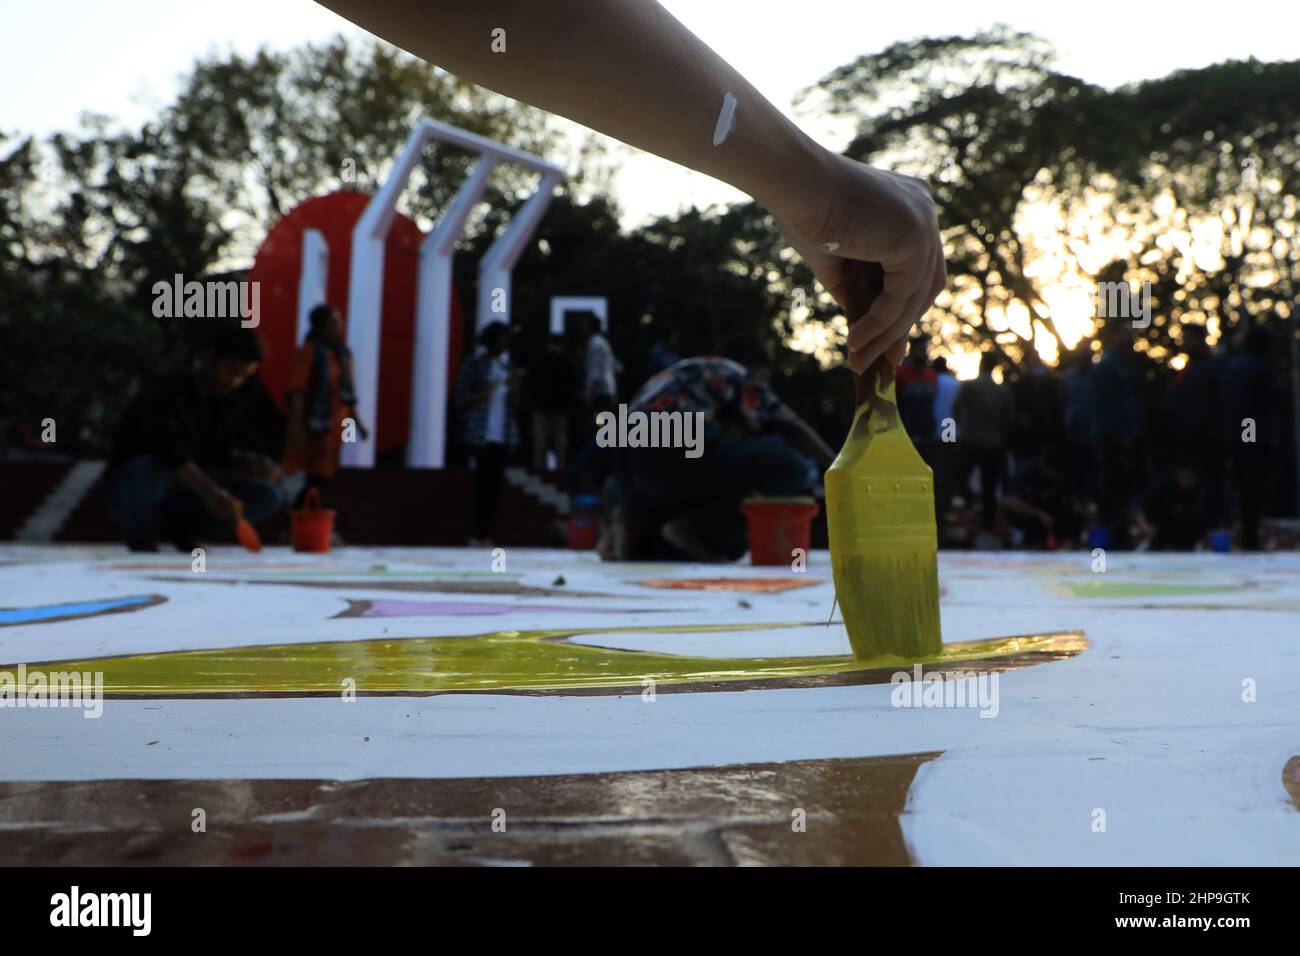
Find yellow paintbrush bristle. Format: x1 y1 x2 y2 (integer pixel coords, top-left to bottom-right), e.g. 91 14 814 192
825 373 942 661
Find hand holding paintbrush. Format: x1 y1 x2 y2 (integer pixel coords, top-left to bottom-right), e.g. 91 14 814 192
824 259 943 662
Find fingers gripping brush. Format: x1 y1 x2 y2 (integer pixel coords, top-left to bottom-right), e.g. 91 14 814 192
824 260 942 661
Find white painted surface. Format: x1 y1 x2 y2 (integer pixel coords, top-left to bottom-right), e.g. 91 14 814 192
2 545 1298 865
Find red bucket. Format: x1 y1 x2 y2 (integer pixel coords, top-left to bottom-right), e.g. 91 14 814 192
741 496 819 566
290 488 336 553
565 514 600 550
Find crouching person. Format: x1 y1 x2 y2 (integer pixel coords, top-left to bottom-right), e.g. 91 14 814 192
105 325 285 552
608 335 834 562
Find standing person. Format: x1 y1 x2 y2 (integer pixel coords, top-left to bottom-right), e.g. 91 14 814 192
1164 323 1223 520
952 352 1016 534
1060 345 1097 507
527 334 575 472
930 355 961 528
454 321 520 546
1090 325 1146 550
1221 327 1280 550
931 356 960 437
895 336 938 451
105 324 284 552
283 304 368 508
584 314 618 417
315 0 945 378
1009 347 1062 479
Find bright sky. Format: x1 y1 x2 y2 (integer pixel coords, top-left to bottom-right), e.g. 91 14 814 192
6 0 1298 227
5 1 1297 375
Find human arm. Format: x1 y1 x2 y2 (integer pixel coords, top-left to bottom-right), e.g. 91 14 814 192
776 414 837 468
175 462 241 523
313 0 944 372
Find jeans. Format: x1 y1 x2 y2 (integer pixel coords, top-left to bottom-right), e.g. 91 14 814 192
105 455 284 544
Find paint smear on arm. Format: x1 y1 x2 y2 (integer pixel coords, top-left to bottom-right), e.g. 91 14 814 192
712 92 737 146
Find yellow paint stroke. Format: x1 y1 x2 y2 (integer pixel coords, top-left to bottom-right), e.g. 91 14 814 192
1061 581 1242 599
9 625 1086 696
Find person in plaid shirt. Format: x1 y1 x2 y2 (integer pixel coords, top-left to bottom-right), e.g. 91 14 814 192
609 335 834 561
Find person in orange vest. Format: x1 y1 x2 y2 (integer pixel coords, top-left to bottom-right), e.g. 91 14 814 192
284 304 369 508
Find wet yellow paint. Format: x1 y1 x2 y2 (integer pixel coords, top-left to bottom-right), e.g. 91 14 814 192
825 370 942 661
11 625 1085 696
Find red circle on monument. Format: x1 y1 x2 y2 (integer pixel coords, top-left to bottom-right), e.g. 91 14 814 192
250 190 463 455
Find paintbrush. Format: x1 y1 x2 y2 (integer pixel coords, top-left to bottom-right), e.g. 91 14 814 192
824 260 941 660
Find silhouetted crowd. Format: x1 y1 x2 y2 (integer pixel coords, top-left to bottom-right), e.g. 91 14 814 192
895 323 1289 552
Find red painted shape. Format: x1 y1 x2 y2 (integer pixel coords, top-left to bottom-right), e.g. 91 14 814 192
249 190 463 454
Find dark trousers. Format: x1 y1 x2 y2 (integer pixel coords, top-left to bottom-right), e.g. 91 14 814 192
471 443 508 540
615 426 810 561
105 455 284 545
1231 444 1271 550
959 446 1005 531
931 440 958 529
1095 441 1137 550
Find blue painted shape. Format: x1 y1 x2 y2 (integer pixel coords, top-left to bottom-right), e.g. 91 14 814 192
0 595 155 626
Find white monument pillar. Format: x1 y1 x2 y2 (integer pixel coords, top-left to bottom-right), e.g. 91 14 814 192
296 229 329 343
337 118 565 468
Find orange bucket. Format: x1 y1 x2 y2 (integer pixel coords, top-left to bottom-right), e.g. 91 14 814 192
741 496 819 566
290 488 336 553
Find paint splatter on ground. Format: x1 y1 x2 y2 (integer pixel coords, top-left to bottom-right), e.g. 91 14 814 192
637 577 817 593
333 598 662 619
1 544 1297 865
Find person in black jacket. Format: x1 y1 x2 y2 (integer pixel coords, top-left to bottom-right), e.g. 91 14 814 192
104 325 285 551
527 334 575 472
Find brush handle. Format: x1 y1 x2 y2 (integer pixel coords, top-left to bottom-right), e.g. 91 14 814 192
841 259 891 408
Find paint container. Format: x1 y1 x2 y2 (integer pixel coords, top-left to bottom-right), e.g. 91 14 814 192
290 488 336 553
565 494 601 550
1209 529 1232 553
742 496 819 566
